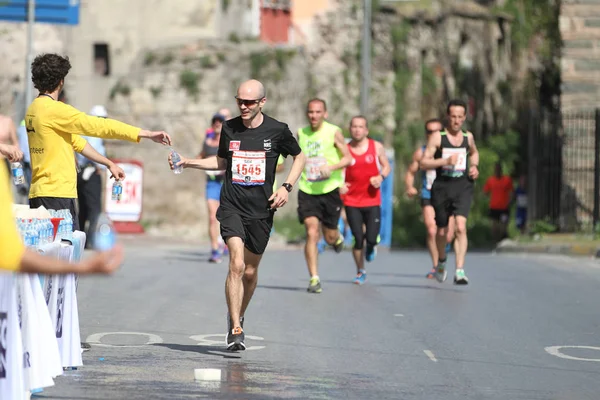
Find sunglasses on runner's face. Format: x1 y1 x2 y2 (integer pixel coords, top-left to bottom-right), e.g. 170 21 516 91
235 97 263 107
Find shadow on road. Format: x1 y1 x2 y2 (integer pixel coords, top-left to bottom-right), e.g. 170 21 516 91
257 284 306 292
153 343 242 359
324 279 466 292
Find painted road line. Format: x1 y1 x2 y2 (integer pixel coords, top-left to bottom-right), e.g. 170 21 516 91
545 346 600 362
424 350 438 362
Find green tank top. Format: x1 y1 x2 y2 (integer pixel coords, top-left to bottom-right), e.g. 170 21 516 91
297 121 343 195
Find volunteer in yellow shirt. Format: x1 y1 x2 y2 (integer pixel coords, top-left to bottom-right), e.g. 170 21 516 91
0 144 122 274
26 53 172 230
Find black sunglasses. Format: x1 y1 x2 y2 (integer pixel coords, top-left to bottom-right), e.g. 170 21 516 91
235 97 264 107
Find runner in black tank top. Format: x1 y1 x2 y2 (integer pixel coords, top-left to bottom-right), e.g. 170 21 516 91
419 99 480 285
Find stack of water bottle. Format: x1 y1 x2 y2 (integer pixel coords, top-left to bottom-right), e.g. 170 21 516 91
15 209 74 249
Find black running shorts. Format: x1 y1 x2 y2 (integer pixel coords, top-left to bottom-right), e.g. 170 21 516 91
489 208 509 223
217 208 273 255
297 188 343 230
430 178 473 228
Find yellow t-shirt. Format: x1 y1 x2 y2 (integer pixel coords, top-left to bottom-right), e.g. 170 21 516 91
26 97 141 199
0 162 24 271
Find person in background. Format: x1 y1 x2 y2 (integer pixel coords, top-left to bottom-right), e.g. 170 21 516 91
0 113 19 178
16 119 32 195
218 108 232 121
76 105 109 249
0 144 123 274
405 118 455 279
514 174 528 234
483 162 513 242
199 113 226 263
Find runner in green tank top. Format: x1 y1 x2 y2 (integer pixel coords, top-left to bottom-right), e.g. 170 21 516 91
297 98 352 293
420 99 480 285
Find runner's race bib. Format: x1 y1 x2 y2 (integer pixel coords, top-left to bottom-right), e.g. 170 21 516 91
441 148 467 176
232 151 266 186
305 156 327 182
426 170 436 190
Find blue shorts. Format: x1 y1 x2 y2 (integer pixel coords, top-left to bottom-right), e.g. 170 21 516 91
516 208 527 228
206 180 222 201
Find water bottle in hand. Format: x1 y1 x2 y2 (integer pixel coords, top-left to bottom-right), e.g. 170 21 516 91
112 180 123 201
11 162 25 185
170 148 183 175
94 213 116 251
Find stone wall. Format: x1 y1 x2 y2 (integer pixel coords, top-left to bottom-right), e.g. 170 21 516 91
561 0 600 110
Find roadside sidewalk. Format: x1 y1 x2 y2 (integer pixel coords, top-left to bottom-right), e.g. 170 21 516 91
495 234 600 258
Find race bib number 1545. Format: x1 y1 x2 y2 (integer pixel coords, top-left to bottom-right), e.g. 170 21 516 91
232 151 266 186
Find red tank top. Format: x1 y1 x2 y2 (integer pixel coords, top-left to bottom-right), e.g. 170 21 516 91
344 139 381 207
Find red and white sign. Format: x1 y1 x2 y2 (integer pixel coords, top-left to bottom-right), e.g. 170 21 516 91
104 160 144 232
229 140 241 151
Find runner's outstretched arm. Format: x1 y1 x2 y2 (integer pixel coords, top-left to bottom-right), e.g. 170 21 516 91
170 155 227 171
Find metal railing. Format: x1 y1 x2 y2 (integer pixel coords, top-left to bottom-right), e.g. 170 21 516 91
528 108 600 232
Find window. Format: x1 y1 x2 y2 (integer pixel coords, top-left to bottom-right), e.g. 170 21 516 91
93 43 110 76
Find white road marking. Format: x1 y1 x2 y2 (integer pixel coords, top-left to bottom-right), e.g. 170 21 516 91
86 332 163 348
545 346 600 362
424 350 438 362
194 368 221 381
394 314 404 317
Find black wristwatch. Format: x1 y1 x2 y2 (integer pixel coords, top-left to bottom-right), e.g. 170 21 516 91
282 183 293 192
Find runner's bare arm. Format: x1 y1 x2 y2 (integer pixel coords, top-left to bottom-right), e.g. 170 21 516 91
284 151 306 186
8 119 18 147
376 141 391 178
404 148 422 193
467 132 479 167
467 132 479 179
419 132 449 169
330 130 352 170
369 141 391 189
171 155 226 171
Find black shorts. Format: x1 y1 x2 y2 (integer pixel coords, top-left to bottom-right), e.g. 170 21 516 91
489 208 509 222
297 189 342 230
421 198 432 207
430 178 473 228
217 208 273 255
30 197 80 231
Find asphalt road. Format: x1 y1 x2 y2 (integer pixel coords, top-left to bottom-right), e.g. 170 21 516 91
38 240 600 400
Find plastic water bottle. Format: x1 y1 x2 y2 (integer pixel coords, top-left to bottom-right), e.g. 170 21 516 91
11 162 25 185
112 180 123 201
170 148 183 175
64 209 73 238
94 213 116 251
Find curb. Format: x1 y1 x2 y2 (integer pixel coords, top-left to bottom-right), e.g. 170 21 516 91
495 243 600 258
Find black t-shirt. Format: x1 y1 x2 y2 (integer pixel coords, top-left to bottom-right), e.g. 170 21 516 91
217 114 302 219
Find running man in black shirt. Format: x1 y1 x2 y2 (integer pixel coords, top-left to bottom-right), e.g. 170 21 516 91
420 99 479 285
169 80 305 351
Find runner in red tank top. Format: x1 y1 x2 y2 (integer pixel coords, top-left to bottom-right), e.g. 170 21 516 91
343 116 391 284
